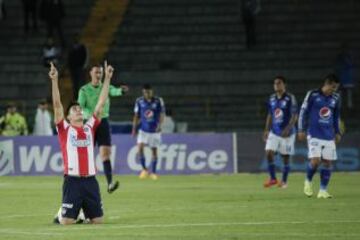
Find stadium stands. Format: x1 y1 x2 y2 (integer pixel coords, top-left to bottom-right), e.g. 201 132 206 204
0 0 359 132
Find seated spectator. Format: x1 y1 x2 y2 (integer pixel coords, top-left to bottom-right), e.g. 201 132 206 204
33 100 53 135
0 103 28 136
42 37 60 67
162 109 175 133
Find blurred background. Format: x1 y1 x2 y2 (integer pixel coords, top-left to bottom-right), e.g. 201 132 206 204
0 0 358 134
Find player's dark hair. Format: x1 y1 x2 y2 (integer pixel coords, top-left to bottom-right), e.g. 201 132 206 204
143 84 152 90
324 74 339 84
90 63 103 71
274 76 286 84
66 101 80 116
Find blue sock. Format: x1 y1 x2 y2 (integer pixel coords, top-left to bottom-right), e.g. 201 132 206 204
139 154 147 170
306 162 317 182
320 168 331 190
282 165 290 183
151 159 158 174
268 162 276 180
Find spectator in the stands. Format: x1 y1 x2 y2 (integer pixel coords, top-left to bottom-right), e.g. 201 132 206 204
68 39 89 99
22 0 38 34
335 43 355 109
0 0 6 20
0 103 28 136
39 0 65 48
162 109 175 133
42 37 60 67
241 0 261 49
33 100 53 136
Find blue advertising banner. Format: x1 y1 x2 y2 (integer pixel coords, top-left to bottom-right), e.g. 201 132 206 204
0 133 236 176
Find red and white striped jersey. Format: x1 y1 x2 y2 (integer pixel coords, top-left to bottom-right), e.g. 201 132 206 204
56 115 100 177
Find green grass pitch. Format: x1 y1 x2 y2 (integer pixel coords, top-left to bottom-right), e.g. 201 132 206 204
0 173 359 240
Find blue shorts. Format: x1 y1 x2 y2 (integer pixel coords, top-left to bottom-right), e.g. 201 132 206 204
95 118 111 146
61 176 103 220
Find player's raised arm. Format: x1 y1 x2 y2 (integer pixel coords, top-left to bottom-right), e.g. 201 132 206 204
49 62 64 124
132 99 140 137
94 61 113 119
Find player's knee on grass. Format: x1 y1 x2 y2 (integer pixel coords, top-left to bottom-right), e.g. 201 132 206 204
100 146 111 161
60 217 77 225
90 217 103 224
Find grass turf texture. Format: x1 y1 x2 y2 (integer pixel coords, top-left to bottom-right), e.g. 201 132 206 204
0 173 359 240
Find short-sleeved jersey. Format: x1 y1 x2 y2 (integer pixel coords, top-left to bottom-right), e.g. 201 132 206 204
298 89 341 140
134 96 165 133
56 115 100 177
267 92 298 136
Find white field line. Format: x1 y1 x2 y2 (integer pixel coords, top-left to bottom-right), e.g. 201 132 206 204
0 229 61 236
50 219 360 231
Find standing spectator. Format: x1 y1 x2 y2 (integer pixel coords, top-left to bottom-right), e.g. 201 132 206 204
33 100 53 135
39 0 65 48
241 0 261 49
68 39 89 99
0 103 28 136
335 43 355 109
162 109 175 133
0 0 6 20
42 37 60 67
22 0 38 34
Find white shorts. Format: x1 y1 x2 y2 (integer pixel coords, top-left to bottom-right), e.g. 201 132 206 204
307 137 337 161
137 130 162 148
265 132 295 155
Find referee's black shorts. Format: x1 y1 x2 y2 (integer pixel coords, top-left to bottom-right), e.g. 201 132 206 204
61 175 103 220
95 118 111 146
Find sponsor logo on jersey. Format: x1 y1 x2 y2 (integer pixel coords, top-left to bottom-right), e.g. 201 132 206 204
70 135 91 147
144 110 154 119
274 108 283 119
319 107 331 120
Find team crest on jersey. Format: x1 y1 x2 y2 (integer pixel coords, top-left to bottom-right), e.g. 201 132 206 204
319 107 331 120
84 127 89 132
330 99 336 107
274 108 283 119
152 103 157 108
144 110 154 119
281 100 287 108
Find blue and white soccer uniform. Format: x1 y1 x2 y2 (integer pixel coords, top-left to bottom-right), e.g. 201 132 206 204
134 96 165 148
265 92 298 155
298 89 341 160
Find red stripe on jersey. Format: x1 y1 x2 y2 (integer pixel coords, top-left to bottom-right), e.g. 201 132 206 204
77 128 89 176
63 127 69 175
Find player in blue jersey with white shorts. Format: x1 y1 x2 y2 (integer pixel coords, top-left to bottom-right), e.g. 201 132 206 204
263 76 298 188
132 84 165 180
298 74 341 199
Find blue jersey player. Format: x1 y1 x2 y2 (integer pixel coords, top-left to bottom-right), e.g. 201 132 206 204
298 74 341 199
263 76 298 188
132 84 165 180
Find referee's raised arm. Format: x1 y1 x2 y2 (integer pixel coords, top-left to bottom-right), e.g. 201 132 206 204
49 62 64 124
94 61 113 118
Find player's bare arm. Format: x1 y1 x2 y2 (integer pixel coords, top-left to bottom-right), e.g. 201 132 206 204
132 114 140 137
263 113 271 142
49 62 64 124
94 61 113 118
282 114 298 137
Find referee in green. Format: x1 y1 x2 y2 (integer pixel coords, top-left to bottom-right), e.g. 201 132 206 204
78 64 128 193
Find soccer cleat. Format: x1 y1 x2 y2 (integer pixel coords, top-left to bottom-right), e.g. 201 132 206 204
108 180 119 194
278 181 288 189
317 190 333 199
139 170 149 179
149 174 159 180
263 179 278 188
304 180 313 197
53 216 60 224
